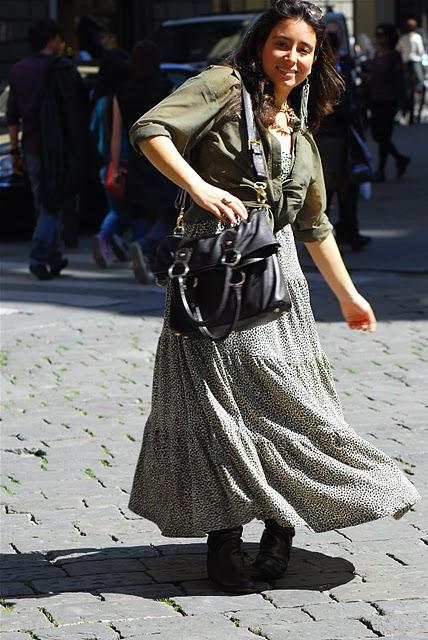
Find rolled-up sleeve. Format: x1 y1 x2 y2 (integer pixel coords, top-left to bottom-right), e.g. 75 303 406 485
129 66 241 156
292 134 333 243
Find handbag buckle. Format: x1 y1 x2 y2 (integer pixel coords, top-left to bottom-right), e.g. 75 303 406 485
254 181 267 204
230 270 246 287
221 248 242 267
168 247 192 278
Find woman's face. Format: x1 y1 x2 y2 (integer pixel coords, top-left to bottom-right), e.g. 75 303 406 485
261 18 317 97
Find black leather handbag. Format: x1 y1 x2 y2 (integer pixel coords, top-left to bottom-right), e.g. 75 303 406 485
153 87 291 341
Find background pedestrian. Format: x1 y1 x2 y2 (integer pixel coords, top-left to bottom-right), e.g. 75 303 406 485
6 19 86 280
90 48 132 268
316 30 371 251
397 18 426 125
365 23 410 182
115 40 176 284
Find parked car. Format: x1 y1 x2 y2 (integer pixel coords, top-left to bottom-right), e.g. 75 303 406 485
154 11 352 70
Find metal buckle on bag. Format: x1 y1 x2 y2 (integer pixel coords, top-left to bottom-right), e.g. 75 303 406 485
230 270 246 287
221 248 242 266
254 181 267 204
168 247 192 278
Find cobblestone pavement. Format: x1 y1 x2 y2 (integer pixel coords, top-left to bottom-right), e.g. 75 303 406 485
1 125 427 639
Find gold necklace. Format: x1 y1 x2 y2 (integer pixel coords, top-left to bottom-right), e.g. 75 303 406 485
272 104 294 135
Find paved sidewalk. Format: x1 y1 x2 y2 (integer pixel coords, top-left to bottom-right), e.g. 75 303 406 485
1 124 427 639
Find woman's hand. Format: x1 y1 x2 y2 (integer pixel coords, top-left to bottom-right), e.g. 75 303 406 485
188 180 248 224
339 293 377 332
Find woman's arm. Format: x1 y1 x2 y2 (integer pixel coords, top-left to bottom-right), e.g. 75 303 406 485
110 96 122 177
304 233 377 332
138 136 247 224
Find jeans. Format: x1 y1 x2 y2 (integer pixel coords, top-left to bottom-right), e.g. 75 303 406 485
98 166 131 240
25 153 62 267
129 203 174 266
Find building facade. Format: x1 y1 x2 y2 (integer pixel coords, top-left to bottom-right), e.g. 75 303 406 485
1 0 427 79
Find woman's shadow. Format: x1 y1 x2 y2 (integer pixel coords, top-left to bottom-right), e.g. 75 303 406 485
1 542 355 601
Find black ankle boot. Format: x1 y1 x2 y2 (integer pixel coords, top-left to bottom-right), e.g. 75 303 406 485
207 526 268 594
252 519 295 579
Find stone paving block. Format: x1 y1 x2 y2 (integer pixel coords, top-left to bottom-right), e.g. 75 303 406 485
174 593 274 615
50 545 159 563
30 622 119 639
302 601 379 621
0 566 67 583
0 552 48 569
99 584 184 600
0 582 35 597
30 571 155 594
230 606 311 628
140 554 208 583
41 597 180 626
248 618 375 640
262 589 332 608
373 598 428 615
115 613 257 639
0 633 27 640
330 577 428 602
273 569 356 591
362 612 428 636
0 603 51 632
58 558 147 576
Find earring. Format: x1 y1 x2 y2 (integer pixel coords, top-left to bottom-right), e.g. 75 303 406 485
299 76 310 133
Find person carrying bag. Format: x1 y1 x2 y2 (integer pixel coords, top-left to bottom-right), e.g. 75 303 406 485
154 86 291 340
127 1 420 596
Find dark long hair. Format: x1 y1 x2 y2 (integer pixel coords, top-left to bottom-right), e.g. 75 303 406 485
226 0 344 132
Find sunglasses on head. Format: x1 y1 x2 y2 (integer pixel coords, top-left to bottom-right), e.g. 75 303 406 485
302 1 325 20
274 1 325 21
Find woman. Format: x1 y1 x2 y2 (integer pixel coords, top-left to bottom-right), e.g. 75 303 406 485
128 1 420 594
90 48 131 267
366 24 410 182
114 40 176 284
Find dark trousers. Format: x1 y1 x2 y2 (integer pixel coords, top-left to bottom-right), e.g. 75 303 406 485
369 101 403 172
327 182 360 241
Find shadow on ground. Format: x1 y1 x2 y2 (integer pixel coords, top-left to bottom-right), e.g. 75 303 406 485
1 544 355 600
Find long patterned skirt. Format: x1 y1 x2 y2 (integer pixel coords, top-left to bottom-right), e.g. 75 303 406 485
128 222 420 537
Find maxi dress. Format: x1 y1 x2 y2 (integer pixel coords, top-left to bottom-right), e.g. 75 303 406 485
128 136 420 539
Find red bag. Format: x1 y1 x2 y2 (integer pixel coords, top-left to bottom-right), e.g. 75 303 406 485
105 162 127 199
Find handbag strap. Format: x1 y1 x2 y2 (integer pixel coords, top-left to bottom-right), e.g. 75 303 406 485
242 86 268 186
174 83 270 217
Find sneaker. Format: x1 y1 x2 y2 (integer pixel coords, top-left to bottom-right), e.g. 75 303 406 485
50 256 68 276
130 242 155 284
93 235 110 269
111 234 130 262
29 264 54 280
396 156 410 179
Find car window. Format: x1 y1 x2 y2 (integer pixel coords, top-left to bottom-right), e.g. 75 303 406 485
155 19 253 64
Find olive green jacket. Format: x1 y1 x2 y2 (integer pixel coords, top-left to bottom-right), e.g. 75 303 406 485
129 65 332 242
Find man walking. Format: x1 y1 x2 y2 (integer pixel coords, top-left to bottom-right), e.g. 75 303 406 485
397 18 426 125
7 19 85 280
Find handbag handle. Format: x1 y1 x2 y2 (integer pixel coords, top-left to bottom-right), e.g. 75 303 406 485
175 267 244 341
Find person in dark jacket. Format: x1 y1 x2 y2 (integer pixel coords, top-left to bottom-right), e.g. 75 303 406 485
114 40 176 284
366 24 410 182
316 31 371 251
7 19 85 280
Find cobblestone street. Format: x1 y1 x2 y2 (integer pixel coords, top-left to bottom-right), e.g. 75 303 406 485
1 124 427 639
